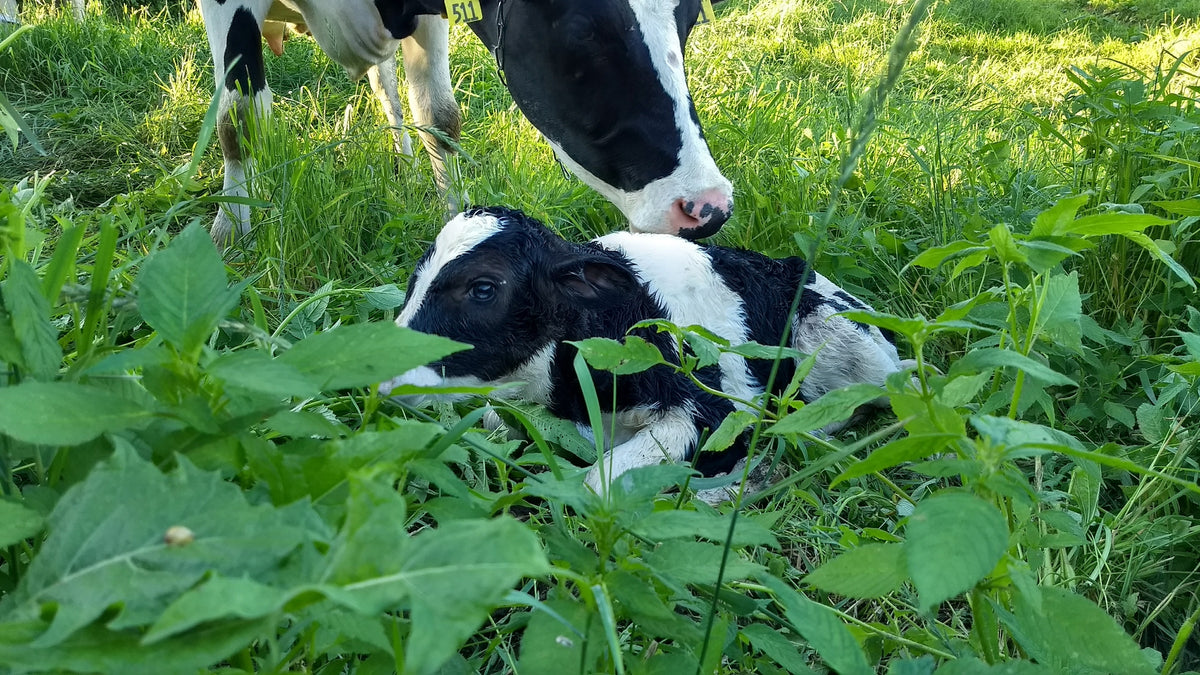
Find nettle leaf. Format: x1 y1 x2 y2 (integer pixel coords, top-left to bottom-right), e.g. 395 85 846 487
363 283 405 310
699 409 757 455
758 574 872 675
934 656 1052 674
1064 212 1172 237
831 434 957 487
3 259 62 379
725 341 803 362
948 348 1077 387
631 509 779 547
803 543 907 599
328 477 550 675
905 492 1007 612
988 224 1027 265
768 383 886 435
516 597 602 675
0 499 44 547
278 322 469 390
0 382 156 445
2 443 311 649
1035 272 1082 352
570 335 667 375
969 416 1083 454
136 224 242 358
644 540 763 586
741 622 818 675
1030 194 1090 237
205 350 320 399
1009 586 1156 675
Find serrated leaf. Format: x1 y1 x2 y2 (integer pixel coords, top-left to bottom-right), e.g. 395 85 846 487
0 499 44 547
1135 402 1167 444
570 336 667 375
725 341 803 362
948 348 1076 387
988 224 1027 265
143 576 290 643
741 622 817 675
644 540 763 585
699 409 757 454
935 656 1052 674
831 434 956 487
136 224 242 357
804 543 907 598
1103 401 1135 429
1152 198 1200 216
905 492 1007 612
1117 230 1196 289
0 382 156 445
3 443 311 648
1009 586 1156 675
206 350 320 398
1063 212 1172 236
364 283 405 310
3 259 61 379
278 322 469 390
1035 272 1082 352
1031 194 1090 237
758 574 872 675
906 240 987 270
767 383 885 435
516 598 602 675
630 509 779 547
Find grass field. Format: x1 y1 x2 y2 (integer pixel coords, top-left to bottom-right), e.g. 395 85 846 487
2 0 1200 673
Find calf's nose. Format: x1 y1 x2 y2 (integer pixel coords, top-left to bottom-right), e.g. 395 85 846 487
666 188 733 240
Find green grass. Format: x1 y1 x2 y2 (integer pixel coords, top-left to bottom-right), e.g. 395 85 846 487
2 0 1200 672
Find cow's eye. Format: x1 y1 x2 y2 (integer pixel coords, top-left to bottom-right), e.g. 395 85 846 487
468 280 497 302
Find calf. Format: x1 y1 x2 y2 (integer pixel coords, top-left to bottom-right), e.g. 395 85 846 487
383 207 906 501
199 0 733 247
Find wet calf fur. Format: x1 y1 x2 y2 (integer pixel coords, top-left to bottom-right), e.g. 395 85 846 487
385 207 904 498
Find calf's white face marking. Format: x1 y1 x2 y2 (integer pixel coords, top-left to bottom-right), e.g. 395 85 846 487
397 212 503 326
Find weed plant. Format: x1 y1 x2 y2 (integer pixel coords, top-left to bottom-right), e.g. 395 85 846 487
1 0 1199 673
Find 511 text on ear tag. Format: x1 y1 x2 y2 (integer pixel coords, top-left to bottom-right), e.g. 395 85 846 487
444 0 483 27
697 0 716 24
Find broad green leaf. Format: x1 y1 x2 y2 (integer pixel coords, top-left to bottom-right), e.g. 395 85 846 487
605 570 701 643
144 576 289 643
571 336 667 375
0 499 44 547
837 310 931 343
1064 212 1171 237
206 350 320 398
1009 586 1156 675
516 598 602 675
3 443 311 648
136 224 242 357
1070 459 1102 525
363 283 405 310
948 348 1077 387
969 416 1083 453
803 543 907 598
0 382 156 445
1135 402 1168 444
0 617 273 675
329 479 549 675
1178 330 1200 360
905 240 987 270
1117 230 1196 289
1152 198 1200 216
741 622 818 675
643 540 763 585
889 656 936 675
699 409 757 454
725 341 803 362
1031 194 1089 237
767 383 886 435
905 492 1007 612
988 224 1027 265
758 574 872 675
831 434 956 487
1035 272 1081 352
608 463 697 506
279 322 469 390
3 259 61 379
630 509 779 547
935 656 1052 674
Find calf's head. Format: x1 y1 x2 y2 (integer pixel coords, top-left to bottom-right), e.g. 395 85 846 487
386 207 638 398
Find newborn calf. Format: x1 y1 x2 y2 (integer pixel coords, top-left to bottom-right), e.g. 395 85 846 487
385 207 904 499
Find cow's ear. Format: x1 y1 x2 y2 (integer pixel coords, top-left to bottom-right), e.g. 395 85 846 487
543 252 639 307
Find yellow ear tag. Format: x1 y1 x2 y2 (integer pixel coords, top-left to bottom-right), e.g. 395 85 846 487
444 0 483 27
696 0 716 25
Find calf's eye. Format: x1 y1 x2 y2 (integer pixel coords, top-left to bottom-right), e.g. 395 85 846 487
468 281 497 302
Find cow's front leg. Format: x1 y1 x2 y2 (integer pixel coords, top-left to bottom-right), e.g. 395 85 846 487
584 405 699 497
400 14 464 210
199 0 273 249
366 56 413 158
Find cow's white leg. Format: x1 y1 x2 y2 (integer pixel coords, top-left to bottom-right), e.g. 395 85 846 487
0 0 18 23
400 15 463 208
199 0 273 249
366 57 413 158
584 404 699 497
70 0 85 21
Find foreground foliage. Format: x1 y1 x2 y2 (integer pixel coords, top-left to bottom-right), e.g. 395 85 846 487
2 0 1200 673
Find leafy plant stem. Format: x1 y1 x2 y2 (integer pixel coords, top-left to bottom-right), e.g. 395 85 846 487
1161 601 1198 675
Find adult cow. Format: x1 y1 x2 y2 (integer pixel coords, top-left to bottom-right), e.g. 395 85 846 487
198 0 734 248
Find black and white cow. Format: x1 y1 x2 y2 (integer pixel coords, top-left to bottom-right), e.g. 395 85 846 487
382 207 907 502
198 0 734 247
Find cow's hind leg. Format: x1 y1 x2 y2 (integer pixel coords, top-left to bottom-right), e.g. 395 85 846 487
400 15 464 209
199 0 273 249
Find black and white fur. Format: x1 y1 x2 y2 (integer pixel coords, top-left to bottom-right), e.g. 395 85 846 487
383 207 905 502
198 0 733 248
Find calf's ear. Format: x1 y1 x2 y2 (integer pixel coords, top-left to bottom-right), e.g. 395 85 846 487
544 253 638 307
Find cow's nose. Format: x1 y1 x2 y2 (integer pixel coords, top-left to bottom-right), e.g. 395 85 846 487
667 189 733 239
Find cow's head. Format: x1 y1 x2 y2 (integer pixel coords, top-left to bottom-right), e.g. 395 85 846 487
487 0 732 238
